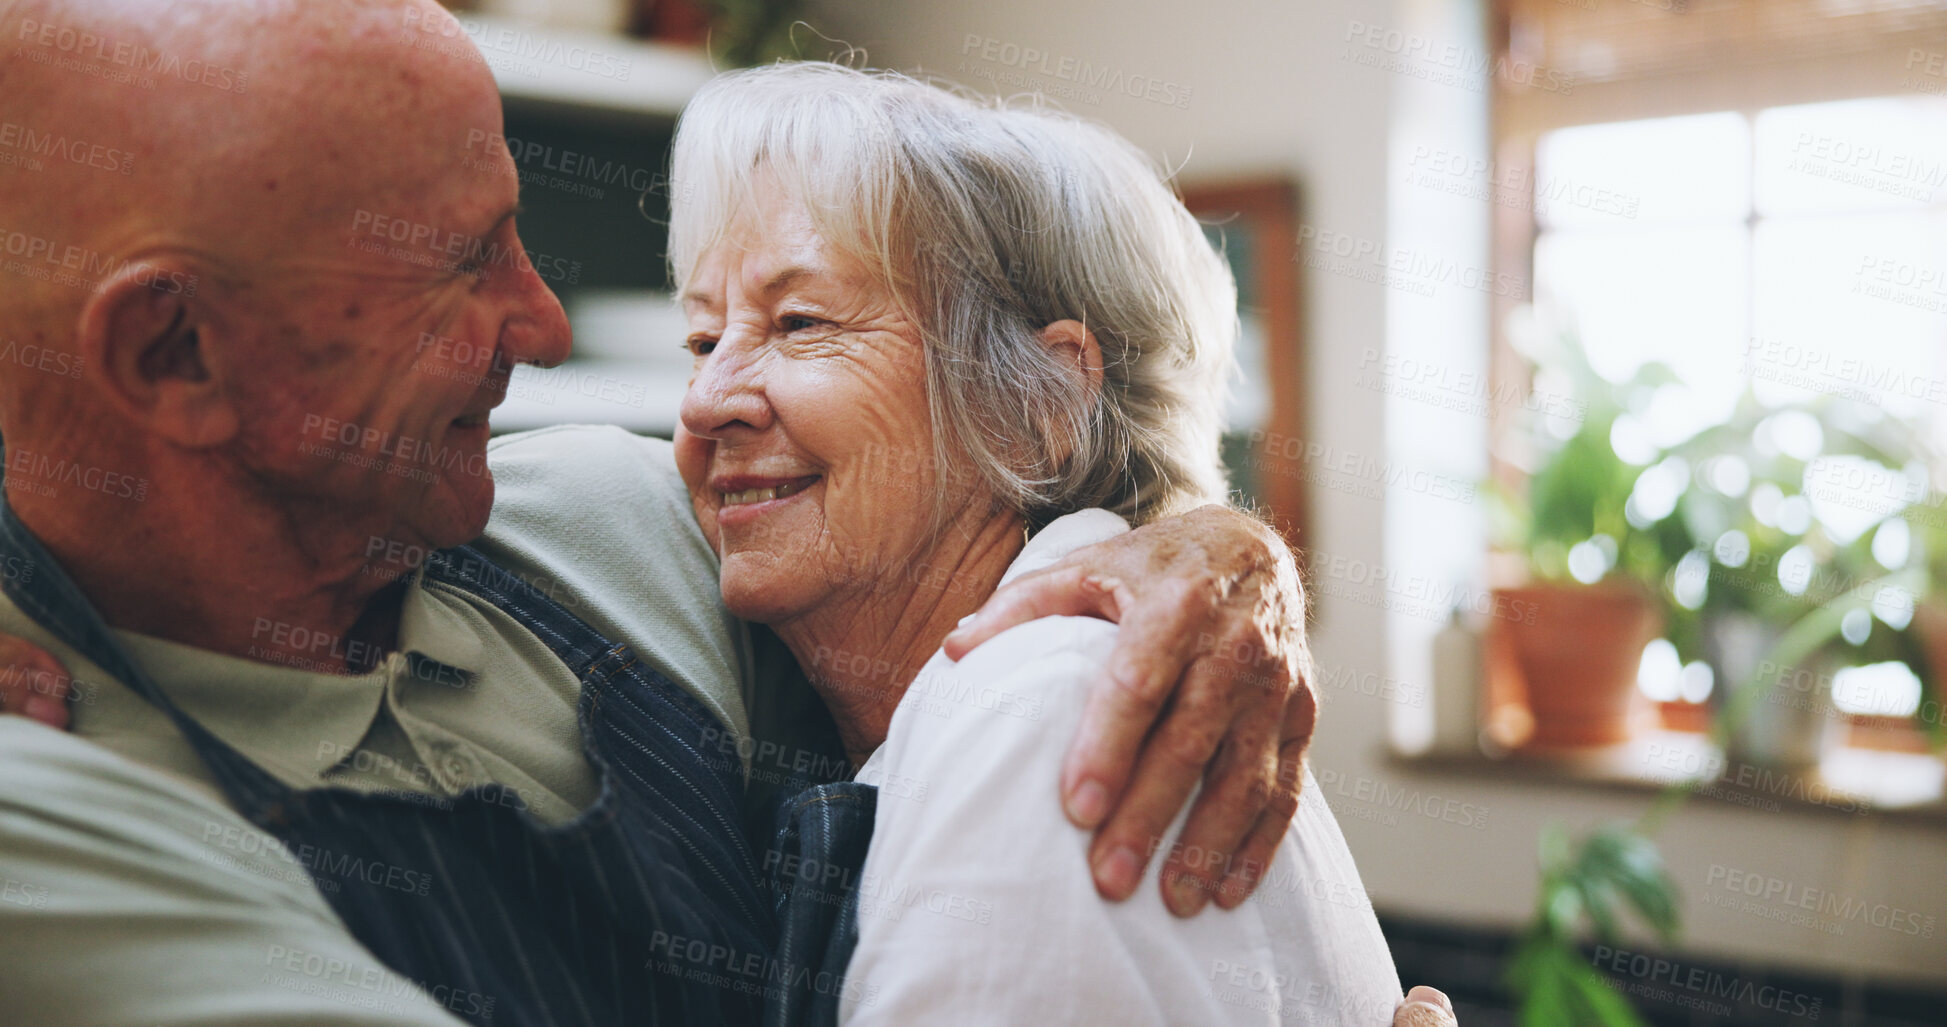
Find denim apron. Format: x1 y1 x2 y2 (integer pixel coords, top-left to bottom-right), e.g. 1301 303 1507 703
0 496 873 1026
759 769 875 1026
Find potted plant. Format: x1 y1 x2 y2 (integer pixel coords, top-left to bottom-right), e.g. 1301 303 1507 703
1487 339 1690 750
1669 391 1931 766
1899 431 1947 750
1505 376 1945 1025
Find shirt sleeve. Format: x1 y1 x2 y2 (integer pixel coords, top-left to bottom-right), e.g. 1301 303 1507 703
0 719 470 1026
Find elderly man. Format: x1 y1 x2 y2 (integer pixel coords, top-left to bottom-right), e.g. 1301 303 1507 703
0 0 1455 1024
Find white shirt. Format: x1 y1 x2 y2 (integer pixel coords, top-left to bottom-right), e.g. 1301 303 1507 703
843 509 1403 1026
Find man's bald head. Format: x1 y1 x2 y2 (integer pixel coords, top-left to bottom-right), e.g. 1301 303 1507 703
0 0 569 558
0 0 507 419
1 0 502 319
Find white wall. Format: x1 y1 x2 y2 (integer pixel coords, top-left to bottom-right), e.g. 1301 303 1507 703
804 0 1947 990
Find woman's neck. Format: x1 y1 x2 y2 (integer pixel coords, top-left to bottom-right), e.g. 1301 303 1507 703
772 512 1026 768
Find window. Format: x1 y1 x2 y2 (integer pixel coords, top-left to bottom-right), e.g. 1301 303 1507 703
1520 95 1947 745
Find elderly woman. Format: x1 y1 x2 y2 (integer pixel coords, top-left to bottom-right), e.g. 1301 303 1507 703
670 63 1411 1025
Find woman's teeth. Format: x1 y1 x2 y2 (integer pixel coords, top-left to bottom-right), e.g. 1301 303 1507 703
722 479 815 506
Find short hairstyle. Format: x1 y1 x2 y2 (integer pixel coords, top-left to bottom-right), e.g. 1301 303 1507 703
669 62 1236 527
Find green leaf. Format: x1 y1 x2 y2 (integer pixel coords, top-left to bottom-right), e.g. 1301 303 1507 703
1538 822 1572 873
1544 881 1586 939
1579 827 1681 942
1509 939 1651 1027
1563 957 1652 1027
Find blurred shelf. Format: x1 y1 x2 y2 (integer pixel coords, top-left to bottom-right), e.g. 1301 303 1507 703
491 290 687 435
491 358 683 435
1390 730 1947 822
464 15 715 123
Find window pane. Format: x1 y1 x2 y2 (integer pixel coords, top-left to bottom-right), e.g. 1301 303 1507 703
1536 112 1751 229
1534 227 1749 432
1750 210 1947 422
1755 96 1947 218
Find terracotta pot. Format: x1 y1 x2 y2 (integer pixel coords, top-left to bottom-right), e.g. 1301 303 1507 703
1911 601 1947 699
1493 582 1661 748
632 0 712 44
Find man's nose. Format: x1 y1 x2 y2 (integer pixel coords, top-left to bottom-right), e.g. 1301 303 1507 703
496 243 573 370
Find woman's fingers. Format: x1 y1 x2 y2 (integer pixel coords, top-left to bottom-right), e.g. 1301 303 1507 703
0 635 75 729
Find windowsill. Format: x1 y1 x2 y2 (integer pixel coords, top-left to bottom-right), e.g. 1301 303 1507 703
1389 731 1947 822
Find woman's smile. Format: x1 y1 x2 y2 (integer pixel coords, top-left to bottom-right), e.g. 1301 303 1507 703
713 473 823 527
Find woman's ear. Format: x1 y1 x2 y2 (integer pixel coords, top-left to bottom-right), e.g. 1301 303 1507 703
76 264 239 448
1037 318 1104 395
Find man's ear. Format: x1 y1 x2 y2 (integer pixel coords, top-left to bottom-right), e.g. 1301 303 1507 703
1038 318 1104 396
76 265 238 447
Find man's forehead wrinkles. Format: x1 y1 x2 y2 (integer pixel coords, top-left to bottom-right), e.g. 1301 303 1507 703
0 0 509 272
272 251 447 294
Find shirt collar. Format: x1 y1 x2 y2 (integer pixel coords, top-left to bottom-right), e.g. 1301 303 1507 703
1003 509 1131 587
111 568 481 786
398 568 487 675
858 508 1131 783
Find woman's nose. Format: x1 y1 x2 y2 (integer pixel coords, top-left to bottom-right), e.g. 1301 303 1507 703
679 336 772 440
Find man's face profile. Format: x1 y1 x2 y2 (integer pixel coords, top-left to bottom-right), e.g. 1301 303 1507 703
213 3 572 552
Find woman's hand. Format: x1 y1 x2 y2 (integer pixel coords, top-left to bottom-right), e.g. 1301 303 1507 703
0 634 73 730
943 503 1312 916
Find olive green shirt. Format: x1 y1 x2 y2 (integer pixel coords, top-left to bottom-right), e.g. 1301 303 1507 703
0 425 767 1024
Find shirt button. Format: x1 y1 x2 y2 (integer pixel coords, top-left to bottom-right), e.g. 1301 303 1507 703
427 744 476 790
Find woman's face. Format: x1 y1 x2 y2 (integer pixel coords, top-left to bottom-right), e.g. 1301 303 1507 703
675 188 969 625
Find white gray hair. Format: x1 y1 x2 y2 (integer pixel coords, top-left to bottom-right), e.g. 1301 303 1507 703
668 62 1236 527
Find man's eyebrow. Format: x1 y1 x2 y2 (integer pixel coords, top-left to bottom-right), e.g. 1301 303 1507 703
454 204 521 270
483 203 522 237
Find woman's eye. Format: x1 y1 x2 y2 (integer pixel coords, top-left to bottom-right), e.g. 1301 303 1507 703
686 336 717 356
780 314 823 333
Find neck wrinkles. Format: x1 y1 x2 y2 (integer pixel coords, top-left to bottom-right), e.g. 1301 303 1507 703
11 442 413 675
771 511 1025 768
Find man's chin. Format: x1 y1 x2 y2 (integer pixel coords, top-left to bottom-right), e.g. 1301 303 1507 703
420 472 497 550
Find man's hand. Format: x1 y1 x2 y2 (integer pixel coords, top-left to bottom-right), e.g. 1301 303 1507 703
944 504 1312 916
0 635 72 730
1396 986 1458 1026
